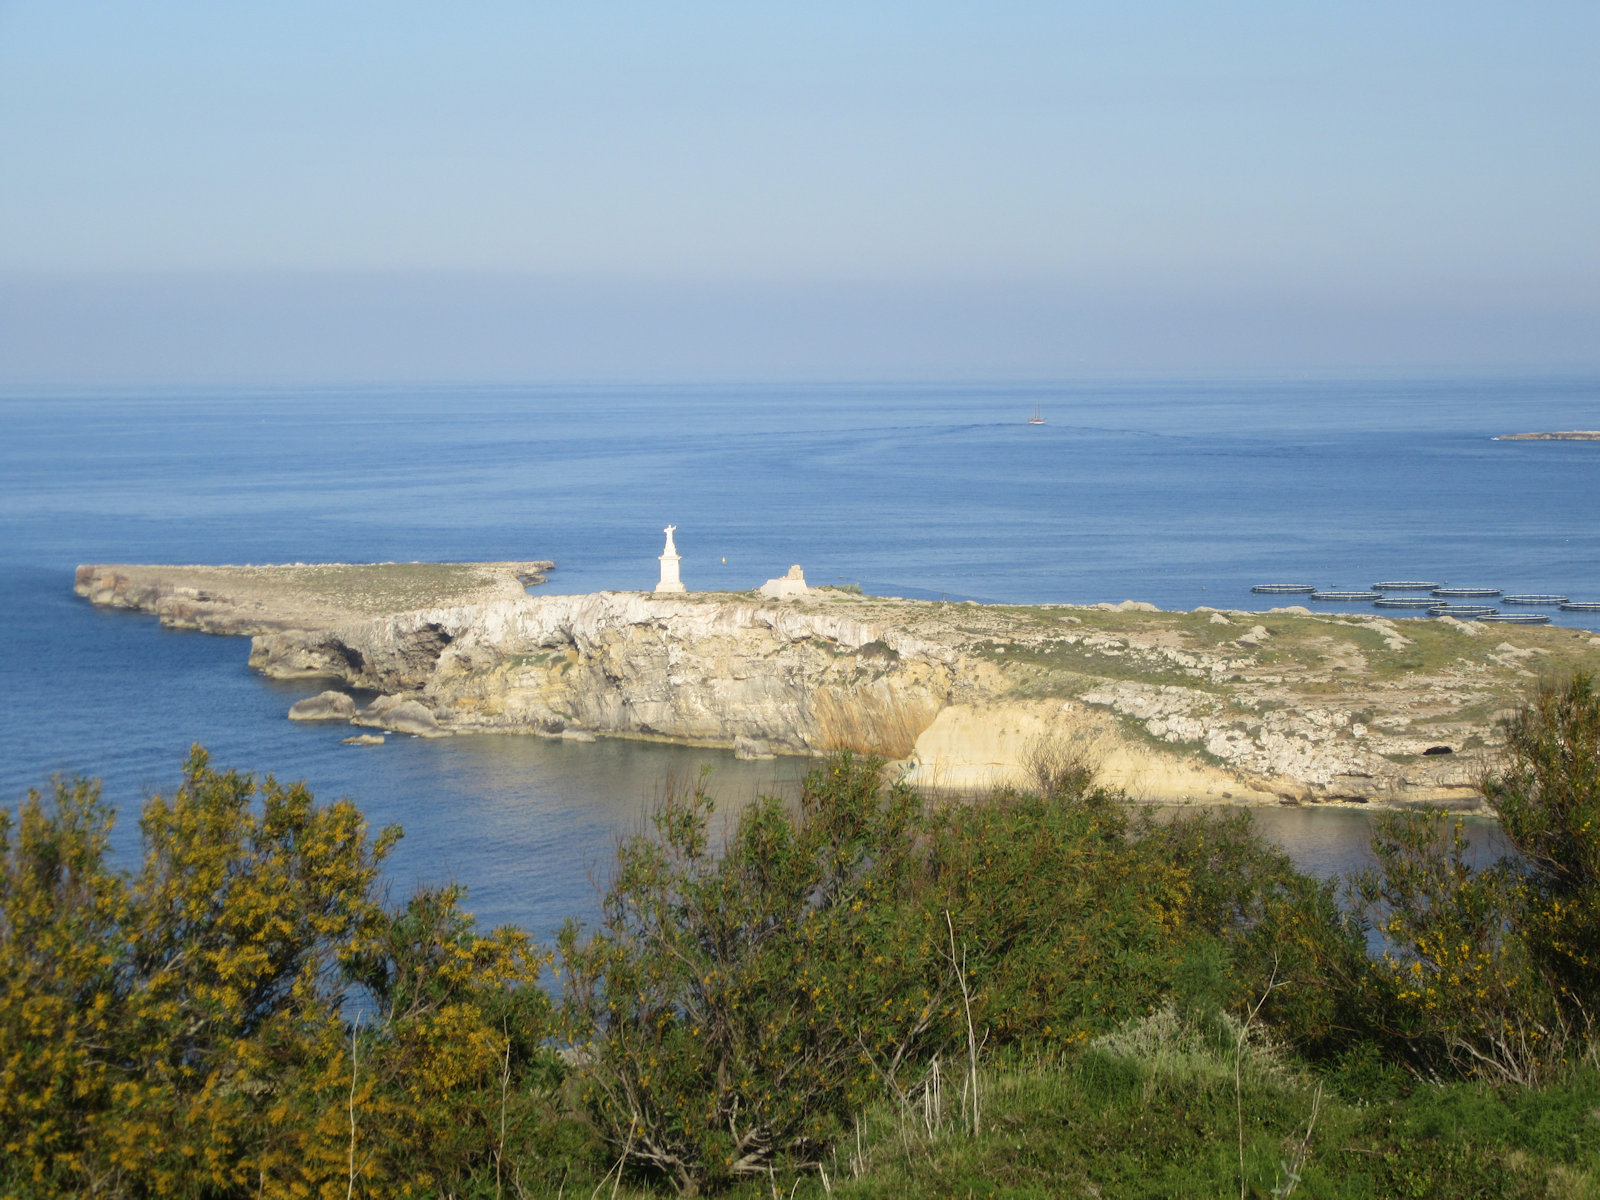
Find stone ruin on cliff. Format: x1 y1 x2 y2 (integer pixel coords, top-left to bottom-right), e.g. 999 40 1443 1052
758 564 808 600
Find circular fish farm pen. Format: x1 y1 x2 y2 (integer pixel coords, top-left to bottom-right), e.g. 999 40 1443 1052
1310 590 1383 602
1242 581 1600 626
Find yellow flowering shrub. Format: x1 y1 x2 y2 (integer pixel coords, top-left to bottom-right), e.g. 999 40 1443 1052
1353 673 1600 1084
0 747 560 1199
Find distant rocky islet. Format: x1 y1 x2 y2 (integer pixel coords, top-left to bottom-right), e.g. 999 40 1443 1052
1493 430 1600 440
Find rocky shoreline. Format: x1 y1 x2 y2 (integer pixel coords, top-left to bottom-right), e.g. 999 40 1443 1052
76 562 1600 810
1493 431 1600 441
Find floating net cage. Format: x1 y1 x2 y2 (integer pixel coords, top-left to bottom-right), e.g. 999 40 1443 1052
1246 582 1597 623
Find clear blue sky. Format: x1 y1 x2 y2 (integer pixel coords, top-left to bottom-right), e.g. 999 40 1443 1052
1 1 1596 382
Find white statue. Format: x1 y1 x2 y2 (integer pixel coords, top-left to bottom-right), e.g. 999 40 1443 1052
655 525 686 593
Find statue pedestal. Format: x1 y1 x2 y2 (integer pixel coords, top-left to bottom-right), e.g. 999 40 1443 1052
655 552 686 594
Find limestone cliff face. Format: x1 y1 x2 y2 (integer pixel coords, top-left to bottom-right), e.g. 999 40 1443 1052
77 562 1600 808
248 592 958 758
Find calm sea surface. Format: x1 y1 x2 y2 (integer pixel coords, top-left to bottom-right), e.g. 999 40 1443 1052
1 377 1590 936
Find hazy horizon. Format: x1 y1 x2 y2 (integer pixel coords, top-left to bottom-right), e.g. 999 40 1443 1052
3 2 1596 384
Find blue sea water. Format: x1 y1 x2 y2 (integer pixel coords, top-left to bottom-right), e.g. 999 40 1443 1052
0 376 1588 936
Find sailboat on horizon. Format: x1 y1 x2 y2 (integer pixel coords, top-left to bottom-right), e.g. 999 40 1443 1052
1028 403 1045 425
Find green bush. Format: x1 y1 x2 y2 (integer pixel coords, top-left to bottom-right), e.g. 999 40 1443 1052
27 687 1600 1197
1134 808 1373 1060
922 786 1185 1045
1483 670 1600 1006
1352 809 1552 1083
0 747 560 1199
557 754 1366 1193
558 754 945 1195
1348 671 1600 1085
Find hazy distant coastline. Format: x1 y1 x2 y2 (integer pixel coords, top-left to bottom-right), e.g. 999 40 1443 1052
1494 430 1600 441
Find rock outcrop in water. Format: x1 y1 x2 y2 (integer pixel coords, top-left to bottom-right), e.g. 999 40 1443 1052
76 562 1600 809
287 691 356 722
1493 431 1600 441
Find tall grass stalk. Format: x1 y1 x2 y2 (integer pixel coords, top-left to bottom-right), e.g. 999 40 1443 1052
347 1014 361 1200
945 910 981 1137
1236 965 1282 1200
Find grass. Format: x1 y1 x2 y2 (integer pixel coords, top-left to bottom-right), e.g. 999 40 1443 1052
1411 701 1504 728
222 560 530 615
972 636 1224 697
684 1025 1600 1200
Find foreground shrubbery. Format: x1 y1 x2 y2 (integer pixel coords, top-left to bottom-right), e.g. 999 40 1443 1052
5 673 1600 1196
1352 671 1600 1086
557 756 1329 1193
0 748 568 1199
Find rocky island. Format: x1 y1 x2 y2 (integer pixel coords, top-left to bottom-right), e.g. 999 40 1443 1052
76 561 1600 810
1494 430 1600 441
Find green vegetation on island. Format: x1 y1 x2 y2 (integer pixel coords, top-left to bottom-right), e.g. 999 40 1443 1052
6 675 1600 1197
